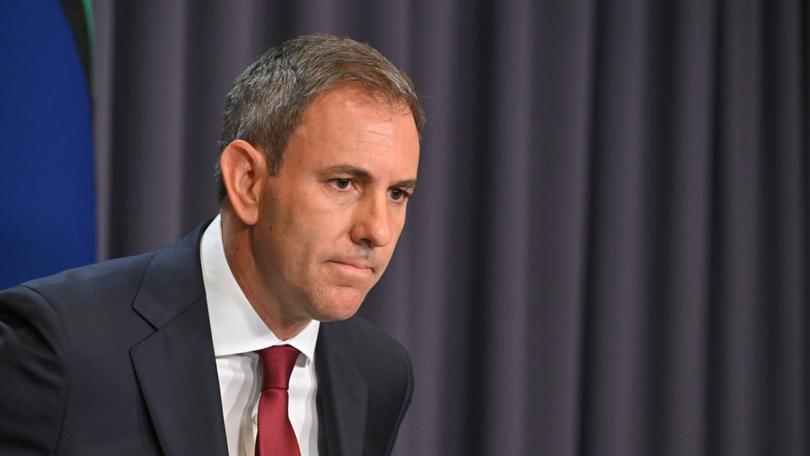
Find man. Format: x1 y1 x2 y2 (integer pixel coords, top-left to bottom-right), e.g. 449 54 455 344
0 34 424 456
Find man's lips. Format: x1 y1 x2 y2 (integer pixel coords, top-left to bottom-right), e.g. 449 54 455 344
327 259 376 273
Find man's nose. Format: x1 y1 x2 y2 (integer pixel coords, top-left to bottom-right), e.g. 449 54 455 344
350 194 392 248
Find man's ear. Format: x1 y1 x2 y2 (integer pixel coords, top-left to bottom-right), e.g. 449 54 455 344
219 140 268 226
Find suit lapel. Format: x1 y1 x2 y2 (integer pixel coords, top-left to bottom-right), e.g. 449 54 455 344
316 323 368 456
130 225 228 456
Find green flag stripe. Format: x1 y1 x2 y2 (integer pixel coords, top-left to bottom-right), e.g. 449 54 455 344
81 0 94 60
59 0 94 90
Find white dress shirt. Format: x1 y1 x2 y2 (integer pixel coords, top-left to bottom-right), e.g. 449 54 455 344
200 215 321 456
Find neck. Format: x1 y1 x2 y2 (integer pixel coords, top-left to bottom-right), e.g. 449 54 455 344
219 211 311 340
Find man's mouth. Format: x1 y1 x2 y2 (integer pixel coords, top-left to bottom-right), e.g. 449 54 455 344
327 259 375 274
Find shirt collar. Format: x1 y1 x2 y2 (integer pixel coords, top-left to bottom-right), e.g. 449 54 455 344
200 214 319 362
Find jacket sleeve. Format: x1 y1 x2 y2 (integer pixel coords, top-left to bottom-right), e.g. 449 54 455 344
0 285 68 455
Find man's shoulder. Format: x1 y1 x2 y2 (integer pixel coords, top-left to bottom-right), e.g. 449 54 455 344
12 222 209 310
325 316 408 356
319 315 413 453
16 251 157 308
321 315 412 379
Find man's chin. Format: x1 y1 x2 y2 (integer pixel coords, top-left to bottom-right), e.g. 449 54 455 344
309 287 367 322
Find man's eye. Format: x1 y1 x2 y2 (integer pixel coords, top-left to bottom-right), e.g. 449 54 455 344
331 178 352 190
390 188 410 201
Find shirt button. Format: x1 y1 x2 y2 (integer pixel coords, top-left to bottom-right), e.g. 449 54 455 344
252 414 258 424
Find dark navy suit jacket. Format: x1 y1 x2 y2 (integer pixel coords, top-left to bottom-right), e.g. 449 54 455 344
0 224 412 455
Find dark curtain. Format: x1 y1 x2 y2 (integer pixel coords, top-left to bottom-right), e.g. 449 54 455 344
93 1 808 455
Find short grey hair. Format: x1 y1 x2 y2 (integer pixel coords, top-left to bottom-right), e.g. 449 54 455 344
214 34 425 200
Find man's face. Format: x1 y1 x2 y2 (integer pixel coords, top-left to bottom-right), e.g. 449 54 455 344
251 86 420 322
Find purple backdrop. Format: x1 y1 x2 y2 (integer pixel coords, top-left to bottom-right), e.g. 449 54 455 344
93 1 809 455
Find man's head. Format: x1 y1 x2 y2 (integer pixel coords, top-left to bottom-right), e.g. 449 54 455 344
215 34 424 199
216 35 423 338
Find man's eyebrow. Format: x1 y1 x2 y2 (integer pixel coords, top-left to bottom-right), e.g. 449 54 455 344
393 179 417 190
322 165 372 180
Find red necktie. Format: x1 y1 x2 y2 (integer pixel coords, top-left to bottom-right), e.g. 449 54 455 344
256 345 301 456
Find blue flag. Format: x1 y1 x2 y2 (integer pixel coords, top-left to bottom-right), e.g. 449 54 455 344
0 0 96 289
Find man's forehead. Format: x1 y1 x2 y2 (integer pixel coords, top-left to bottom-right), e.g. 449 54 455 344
306 85 414 123
356 120 404 145
281 85 420 181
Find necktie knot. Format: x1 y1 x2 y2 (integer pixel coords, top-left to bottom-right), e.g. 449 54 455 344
257 345 299 391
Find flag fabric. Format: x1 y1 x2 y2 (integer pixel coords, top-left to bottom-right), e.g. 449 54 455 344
0 0 96 289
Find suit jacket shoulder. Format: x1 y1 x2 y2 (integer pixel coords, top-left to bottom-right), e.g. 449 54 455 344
0 251 161 454
317 317 413 456
0 226 228 455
